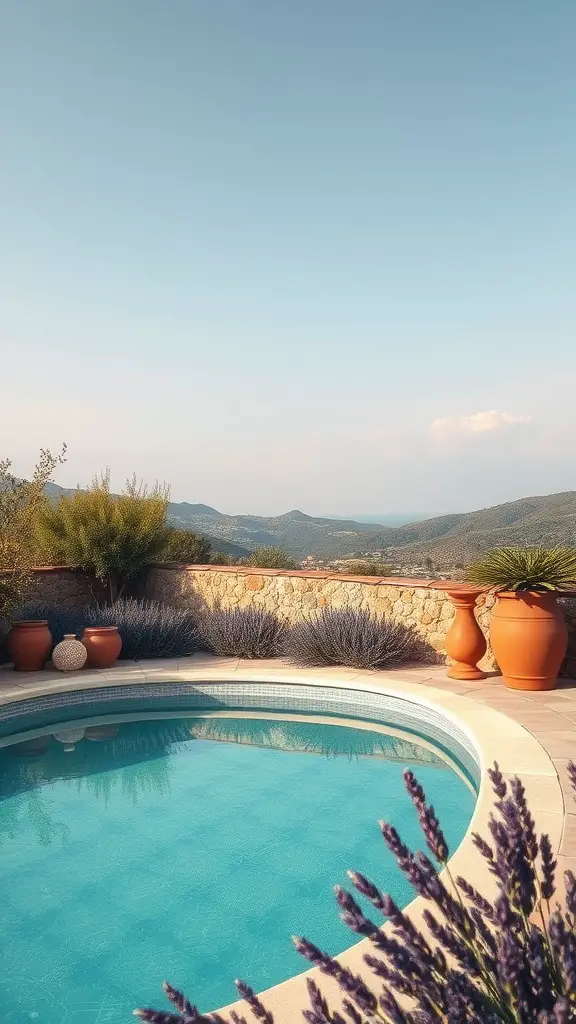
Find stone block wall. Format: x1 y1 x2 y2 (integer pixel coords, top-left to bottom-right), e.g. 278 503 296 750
0 567 107 609
136 564 497 670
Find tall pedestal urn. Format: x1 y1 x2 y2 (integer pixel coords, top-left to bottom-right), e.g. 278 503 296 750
445 589 487 680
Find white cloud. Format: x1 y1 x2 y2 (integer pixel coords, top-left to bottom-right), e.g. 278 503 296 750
430 410 533 436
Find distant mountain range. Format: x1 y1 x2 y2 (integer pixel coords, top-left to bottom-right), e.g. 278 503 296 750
165 492 576 564
320 513 429 526
45 485 576 566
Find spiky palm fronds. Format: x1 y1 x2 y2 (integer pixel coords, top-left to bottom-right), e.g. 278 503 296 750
467 547 576 592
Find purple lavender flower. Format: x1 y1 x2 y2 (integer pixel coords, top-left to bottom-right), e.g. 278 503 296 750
567 761 576 797
565 870 576 916
488 762 507 800
234 981 274 1023
540 833 557 901
404 768 449 863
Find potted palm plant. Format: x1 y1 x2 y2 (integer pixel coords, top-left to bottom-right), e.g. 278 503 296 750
467 546 576 690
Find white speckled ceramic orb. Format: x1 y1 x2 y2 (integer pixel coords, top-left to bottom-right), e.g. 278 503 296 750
52 634 88 672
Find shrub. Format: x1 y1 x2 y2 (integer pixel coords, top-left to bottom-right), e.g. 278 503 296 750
15 597 198 659
0 446 66 616
343 561 394 576
86 597 198 659
198 607 285 659
467 546 576 593
162 529 212 564
244 546 298 570
210 552 242 566
35 471 170 602
14 600 86 646
284 608 421 669
137 762 576 1024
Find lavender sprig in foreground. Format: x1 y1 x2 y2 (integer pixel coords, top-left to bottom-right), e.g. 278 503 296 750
136 761 576 1023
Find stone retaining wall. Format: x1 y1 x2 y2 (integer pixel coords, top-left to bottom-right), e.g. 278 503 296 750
0 567 107 609
136 564 497 671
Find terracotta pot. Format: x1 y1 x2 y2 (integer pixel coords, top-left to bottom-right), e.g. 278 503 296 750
82 626 122 669
7 620 53 671
490 591 568 691
11 736 51 757
445 589 487 680
85 724 119 741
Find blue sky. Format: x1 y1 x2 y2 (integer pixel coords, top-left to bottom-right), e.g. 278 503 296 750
1 1 575 516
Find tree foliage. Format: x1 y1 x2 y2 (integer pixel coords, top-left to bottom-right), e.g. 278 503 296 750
0 446 67 617
162 529 212 564
344 561 394 577
35 471 170 602
210 552 243 566
245 546 299 570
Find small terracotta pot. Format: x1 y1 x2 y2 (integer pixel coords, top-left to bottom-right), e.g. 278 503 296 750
85 724 120 741
7 620 53 671
445 589 487 680
11 736 51 757
82 626 122 669
490 591 568 691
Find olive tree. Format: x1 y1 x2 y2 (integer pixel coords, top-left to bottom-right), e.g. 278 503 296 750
35 471 170 602
0 446 67 617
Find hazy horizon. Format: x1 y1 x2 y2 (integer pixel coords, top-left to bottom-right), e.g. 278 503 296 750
2 1 575 513
39 475 576 525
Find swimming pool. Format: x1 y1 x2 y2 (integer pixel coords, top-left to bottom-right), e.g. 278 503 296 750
0 685 477 1021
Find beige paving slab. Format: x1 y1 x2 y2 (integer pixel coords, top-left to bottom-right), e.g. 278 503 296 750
561 813 576 857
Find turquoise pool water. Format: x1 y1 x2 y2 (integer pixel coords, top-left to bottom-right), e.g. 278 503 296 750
0 712 476 1022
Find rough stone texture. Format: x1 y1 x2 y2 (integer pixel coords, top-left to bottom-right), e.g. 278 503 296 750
0 567 107 609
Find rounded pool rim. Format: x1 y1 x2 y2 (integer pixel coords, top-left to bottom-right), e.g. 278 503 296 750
0 658 564 1022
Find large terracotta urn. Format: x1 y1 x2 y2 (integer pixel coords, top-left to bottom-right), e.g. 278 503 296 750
82 626 122 669
445 589 487 680
7 620 53 671
490 591 567 691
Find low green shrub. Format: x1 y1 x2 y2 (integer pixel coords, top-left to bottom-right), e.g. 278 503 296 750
343 561 394 576
162 529 212 564
244 546 299 570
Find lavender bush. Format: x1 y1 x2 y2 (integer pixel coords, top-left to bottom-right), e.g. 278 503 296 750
136 761 576 1024
197 608 285 659
89 598 198 659
16 597 198 659
284 609 423 670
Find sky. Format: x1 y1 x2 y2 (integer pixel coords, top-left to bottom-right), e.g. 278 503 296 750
1 1 575 517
